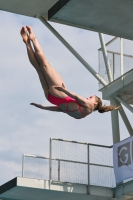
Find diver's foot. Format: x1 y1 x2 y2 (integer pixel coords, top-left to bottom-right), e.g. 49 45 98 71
26 25 36 42
20 27 29 44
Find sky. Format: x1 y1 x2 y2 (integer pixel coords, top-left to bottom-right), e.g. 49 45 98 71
0 10 132 185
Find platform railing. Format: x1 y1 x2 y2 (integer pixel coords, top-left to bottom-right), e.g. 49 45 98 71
22 139 116 188
98 37 133 89
22 154 88 182
22 154 49 179
22 153 115 187
50 138 115 188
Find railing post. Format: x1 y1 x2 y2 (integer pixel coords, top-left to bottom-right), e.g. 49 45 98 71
58 160 60 181
49 138 52 189
110 98 120 144
98 33 113 83
87 144 90 194
120 38 124 76
22 154 25 177
113 53 115 80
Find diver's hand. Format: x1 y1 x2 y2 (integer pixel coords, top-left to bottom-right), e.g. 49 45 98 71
30 103 44 109
54 83 65 91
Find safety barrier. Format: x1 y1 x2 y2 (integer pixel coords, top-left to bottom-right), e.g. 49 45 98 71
98 37 133 89
22 138 116 188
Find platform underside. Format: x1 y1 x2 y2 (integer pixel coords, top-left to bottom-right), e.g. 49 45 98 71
0 0 58 18
100 69 133 104
48 0 133 40
1 0 133 40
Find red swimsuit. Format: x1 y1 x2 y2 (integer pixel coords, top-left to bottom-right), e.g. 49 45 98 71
48 93 86 119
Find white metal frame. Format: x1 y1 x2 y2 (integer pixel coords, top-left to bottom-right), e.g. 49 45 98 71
22 139 114 190
119 105 133 136
110 98 120 143
115 96 133 113
49 138 52 189
98 33 113 82
50 138 114 191
120 38 124 76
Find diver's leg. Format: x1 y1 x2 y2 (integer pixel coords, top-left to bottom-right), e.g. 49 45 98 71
20 27 49 98
26 26 67 98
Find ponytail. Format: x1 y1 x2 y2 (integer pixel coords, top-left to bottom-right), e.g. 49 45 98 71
94 96 120 113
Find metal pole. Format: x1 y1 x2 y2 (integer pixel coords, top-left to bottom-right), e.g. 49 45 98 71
115 96 133 113
98 33 113 83
37 16 107 86
49 138 52 189
113 53 115 80
119 105 133 136
110 98 120 144
87 144 90 194
58 160 60 181
120 38 124 76
22 154 25 177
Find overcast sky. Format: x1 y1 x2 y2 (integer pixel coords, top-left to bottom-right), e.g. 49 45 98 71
0 10 132 185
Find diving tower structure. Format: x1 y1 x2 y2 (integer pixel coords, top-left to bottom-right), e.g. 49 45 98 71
1 138 133 200
0 0 133 142
0 0 133 200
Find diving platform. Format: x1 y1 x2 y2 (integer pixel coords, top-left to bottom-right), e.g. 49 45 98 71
1 139 133 200
100 69 133 105
0 139 116 199
1 0 133 40
1 177 133 200
48 0 133 41
0 177 114 200
0 138 131 200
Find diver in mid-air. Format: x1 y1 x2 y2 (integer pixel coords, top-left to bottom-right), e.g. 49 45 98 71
20 26 119 119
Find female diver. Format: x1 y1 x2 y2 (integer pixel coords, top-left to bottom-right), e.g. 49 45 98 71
20 26 119 119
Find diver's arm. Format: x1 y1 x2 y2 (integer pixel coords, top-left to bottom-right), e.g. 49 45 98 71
54 85 88 107
30 103 63 112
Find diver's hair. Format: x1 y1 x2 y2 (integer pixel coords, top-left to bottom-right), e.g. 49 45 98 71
94 96 120 113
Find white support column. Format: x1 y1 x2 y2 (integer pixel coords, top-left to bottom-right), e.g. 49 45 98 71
110 98 120 144
87 144 90 194
120 38 124 76
22 154 25 177
38 16 107 86
119 105 133 136
115 96 133 113
98 33 113 82
49 138 52 189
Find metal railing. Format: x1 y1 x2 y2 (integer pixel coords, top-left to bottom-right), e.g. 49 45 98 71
22 138 116 188
22 154 49 180
22 154 88 182
98 37 133 89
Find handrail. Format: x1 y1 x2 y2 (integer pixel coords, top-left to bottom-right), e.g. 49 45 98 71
22 154 113 167
51 138 113 148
